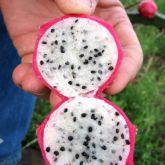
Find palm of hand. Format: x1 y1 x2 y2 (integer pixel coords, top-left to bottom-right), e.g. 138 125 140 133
1 0 143 106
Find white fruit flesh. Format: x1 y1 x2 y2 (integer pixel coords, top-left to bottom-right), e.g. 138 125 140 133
44 97 130 165
37 17 118 97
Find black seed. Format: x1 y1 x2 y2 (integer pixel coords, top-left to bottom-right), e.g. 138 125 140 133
94 48 99 52
81 113 87 117
101 145 107 150
65 61 70 65
71 112 74 116
64 108 68 113
70 26 74 30
98 52 102 56
68 148 72 152
108 66 114 71
54 151 59 156
58 65 61 69
84 45 88 49
115 112 119 116
82 86 87 89
125 139 130 145
92 156 97 160
60 46 65 53
97 77 101 81
91 70 96 74
111 149 116 154
94 54 99 58
119 155 122 161
79 54 84 58
88 56 93 60
99 159 104 163
72 72 76 79
81 152 89 158
75 19 79 23
83 60 89 65
92 143 96 148
76 83 80 87
116 122 120 126
62 40 66 43
91 114 97 120
93 61 96 65
51 28 55 33
68 81 72 85
116 129 119 133
42 41 47 44
68 136 73 141
121 133 124 139
80 161 83 165
46 147 50 152
113 136 118 141
40 60 44 65
98 121 102 126
55 40 58 45
71 65 74 70
60 146 65 151
73 117 77 122
43 54 47 58
88 126 93 132
98 70 103 75
85 135 91 141
75 153 79 159
98 63 103 68
83 141 89 146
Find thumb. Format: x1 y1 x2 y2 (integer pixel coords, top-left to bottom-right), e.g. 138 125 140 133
55 0 99 15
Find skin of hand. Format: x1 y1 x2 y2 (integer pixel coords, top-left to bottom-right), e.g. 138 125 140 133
0 0 143 107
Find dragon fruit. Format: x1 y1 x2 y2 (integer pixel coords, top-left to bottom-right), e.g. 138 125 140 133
138 0 158 19
33 15 136 165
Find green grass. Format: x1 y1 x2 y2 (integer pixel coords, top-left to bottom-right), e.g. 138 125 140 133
23 1 165 165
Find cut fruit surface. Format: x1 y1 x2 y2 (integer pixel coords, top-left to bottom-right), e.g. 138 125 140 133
37 97 135 165
33 15 123 98
34 15 136 165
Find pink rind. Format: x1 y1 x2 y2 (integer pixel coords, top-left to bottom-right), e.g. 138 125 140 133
33 14 123 98
37 97 136 165
34 15 135 165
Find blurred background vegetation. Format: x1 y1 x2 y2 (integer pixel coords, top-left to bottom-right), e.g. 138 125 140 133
23 0 165 165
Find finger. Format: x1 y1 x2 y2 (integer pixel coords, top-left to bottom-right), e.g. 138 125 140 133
104 45 142 95
55 0 99 15
13 63 50 99
49 92 62 108
13 63 30 88
95 0 143 94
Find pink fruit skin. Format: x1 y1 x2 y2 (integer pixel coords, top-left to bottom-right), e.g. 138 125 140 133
138 0 158 19
33 14 123 100
37 97 136 165
33 14 136 165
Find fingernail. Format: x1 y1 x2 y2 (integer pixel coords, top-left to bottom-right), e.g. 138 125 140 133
56 0 98 14
81 0 98 8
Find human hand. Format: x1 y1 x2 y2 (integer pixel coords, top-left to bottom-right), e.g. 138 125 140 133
0 0 143 107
